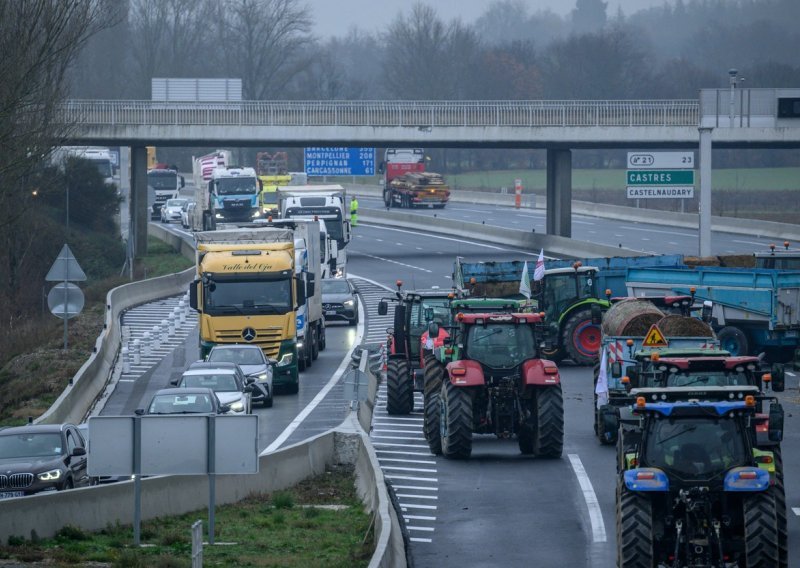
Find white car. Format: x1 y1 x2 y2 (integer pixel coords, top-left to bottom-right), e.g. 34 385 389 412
172 366 252 414
206 345 274 407
160 198 188 224
181 201 195 229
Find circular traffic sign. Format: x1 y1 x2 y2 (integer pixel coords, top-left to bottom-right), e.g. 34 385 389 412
47 282 85 320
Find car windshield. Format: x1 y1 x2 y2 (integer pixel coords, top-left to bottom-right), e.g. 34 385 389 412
465 324 536 369
167 199 187 208
215 177 257 196
149 394 214 414
0 433 63 458
644 417 747 479
322 280 350 295
180 374 239 392
208 348 265 366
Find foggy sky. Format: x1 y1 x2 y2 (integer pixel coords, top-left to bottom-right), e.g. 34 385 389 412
306 0 673 38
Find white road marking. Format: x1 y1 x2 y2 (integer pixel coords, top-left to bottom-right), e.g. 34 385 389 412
261 291 365 455
396 493 438 500
385 474 438 482
793 507 800 516
353 251 432 273
378 458 437 465
391 485 438 491
406 526 435 532
400 503 437 510
376 451 433 458
384 466 438 473
619 225 696 238
409 537 433 543
404 515 436 521
786 371 796 377
372 442 430 449
568 453 607 543
359 223 538 255
373 429 426 434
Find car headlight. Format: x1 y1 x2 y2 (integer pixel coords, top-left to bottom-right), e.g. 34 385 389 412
252 210 261 218
230 400 244 412
343 300 354 307
215 213 223 219
249 371 270 382
277 353 294 367
38 469 62 481
297 341 304 349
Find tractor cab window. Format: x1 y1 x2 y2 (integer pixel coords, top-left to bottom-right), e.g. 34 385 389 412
465 324 536 369
663 370 750 388
643 417 747 479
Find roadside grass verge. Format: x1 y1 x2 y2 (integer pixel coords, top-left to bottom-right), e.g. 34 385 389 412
0 465 373 567
0 236 193 426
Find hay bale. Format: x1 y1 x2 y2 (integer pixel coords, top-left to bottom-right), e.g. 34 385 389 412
718 254 756 268
657 315 714 337
684 256 720 267
602 299 664 337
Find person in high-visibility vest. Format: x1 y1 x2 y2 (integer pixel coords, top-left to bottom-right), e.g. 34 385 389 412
350 196 358 227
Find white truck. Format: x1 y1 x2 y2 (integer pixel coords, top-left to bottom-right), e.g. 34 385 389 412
276 185 350 277
51 146 117 192
147 168 185 220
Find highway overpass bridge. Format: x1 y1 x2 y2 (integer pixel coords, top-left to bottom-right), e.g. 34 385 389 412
58 88 800 256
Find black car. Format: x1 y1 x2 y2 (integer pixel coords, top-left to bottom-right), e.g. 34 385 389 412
0 423 91 498
321 278 359 326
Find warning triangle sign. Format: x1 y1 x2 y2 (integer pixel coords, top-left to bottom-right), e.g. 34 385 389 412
45 244 87 282
642 323 669 348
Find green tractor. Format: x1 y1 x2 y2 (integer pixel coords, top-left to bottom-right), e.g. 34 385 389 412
454 259 610 365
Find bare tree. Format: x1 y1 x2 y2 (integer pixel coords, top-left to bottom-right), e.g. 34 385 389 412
382 3 482 99
218 0 313 99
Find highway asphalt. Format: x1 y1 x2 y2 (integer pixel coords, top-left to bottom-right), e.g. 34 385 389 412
100 184 799 566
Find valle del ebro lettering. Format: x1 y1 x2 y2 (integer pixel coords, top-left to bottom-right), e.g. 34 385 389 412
221 263 273 271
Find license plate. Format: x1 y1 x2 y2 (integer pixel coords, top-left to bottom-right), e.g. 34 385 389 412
326 310 337 316
0 491 24 500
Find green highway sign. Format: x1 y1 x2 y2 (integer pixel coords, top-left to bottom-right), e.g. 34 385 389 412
626 170 695 185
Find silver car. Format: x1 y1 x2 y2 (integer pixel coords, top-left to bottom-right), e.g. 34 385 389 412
206 345 274 407
181 201 195 229
160 198 188 223
173 367 252 414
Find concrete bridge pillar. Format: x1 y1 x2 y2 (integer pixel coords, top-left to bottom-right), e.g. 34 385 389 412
130 145 148 256
698 128 713 257
546 148 572 238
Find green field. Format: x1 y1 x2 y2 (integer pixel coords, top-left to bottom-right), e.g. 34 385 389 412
445 167 800 192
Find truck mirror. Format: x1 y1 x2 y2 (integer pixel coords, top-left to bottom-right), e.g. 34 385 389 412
610 361 622 378
307 281 315 297
180 176 185 188
378 300 388 316
378 161 385 174
295 277 306 307
768 402 784 442
189 280 199 310
701 301 712 323
428 322 439 337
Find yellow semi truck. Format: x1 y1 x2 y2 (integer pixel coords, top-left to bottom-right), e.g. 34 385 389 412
189 227 302 393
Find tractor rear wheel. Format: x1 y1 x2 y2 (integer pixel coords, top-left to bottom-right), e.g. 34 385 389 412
616 486 654 568
772 447 788 568
744 490 780 568
562 308 602 366
440 381 472 459
534 385 564 458
423 355 444 455
386 359 413 415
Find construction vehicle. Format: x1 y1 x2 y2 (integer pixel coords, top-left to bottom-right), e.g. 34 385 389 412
616 385 786 568
188 227 302 393
454 258 611 365
147 167 185 220
256 151 290 217
378 284 456 416
424 311 563 459
277 185 350 277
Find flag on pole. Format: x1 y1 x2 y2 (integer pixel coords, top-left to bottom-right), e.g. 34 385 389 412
533 248 545 281
595 346 609 408
519 261 531 299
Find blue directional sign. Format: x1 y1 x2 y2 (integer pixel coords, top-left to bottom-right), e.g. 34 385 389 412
304 147 375 176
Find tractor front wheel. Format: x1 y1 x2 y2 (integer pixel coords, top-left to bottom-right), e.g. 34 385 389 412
562 309 602 366
440 381 472 459
386 359 413 415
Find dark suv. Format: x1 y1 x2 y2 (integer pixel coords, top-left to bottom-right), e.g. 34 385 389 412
0 424 91 498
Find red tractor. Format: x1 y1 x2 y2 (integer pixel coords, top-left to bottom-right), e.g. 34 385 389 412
427 312 564 459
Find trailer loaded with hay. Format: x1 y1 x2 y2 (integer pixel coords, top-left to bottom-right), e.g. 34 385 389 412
593 296 720 444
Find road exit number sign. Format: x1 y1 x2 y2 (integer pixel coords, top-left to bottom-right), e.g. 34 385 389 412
627 152 694 169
